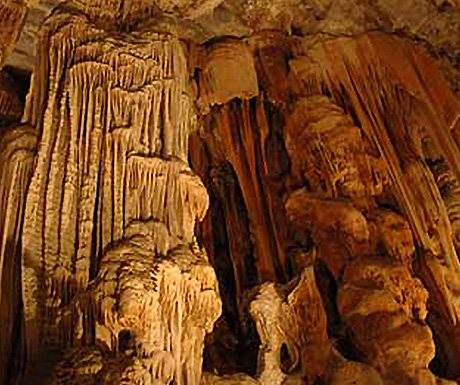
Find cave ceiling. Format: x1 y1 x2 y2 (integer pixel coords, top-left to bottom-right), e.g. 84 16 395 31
7 0 460 90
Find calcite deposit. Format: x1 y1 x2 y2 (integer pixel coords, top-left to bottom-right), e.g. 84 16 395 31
0 0 27 68
1 1 460 385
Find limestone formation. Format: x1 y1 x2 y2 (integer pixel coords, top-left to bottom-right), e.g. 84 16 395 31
281 33 460 384
21 5 206 360
0 0 27 68
0 124 36 383
49 235 221 385
197 38 258 113
10 3 221 384
1 1 460 385
189 30 460 385
249 267 332 385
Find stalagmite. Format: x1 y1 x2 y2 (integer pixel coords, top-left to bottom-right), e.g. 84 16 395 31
210 265 386 385
55 231 221 385
284 90 454 384
187 28 460 385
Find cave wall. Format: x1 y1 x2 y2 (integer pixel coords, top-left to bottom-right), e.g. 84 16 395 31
188 31 460 385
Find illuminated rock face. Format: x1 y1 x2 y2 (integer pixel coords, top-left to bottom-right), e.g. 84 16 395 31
1 2 460 385
0 5 222 385
21 6 207 355
191 32 460 385
49 234 221 385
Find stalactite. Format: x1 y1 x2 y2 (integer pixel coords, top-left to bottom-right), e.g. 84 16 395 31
195 94 288 283
197 38 259 113
283 84 457 384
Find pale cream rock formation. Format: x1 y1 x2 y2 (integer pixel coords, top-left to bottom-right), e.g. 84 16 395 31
22 7 194 350
201 265 383 385
250 283 288 385
51 232 221 385
15 3 222 384
245 266 386 385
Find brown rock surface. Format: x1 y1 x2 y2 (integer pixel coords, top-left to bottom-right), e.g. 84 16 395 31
0 69 24 124
1 1 460 385
0 124 36 383
0 0 27 68
0 0 27 125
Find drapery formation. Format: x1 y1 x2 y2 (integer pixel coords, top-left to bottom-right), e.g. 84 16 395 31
1 4 222 384
1 2 460 383
190 32 460 384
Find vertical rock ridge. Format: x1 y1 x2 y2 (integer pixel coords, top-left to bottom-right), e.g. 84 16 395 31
15 6 221 384
0 124 36 383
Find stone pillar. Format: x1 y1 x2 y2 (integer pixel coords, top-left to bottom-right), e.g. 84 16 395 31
19 5 221 384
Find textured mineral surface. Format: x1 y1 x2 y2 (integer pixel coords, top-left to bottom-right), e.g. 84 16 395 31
1 1 460 385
